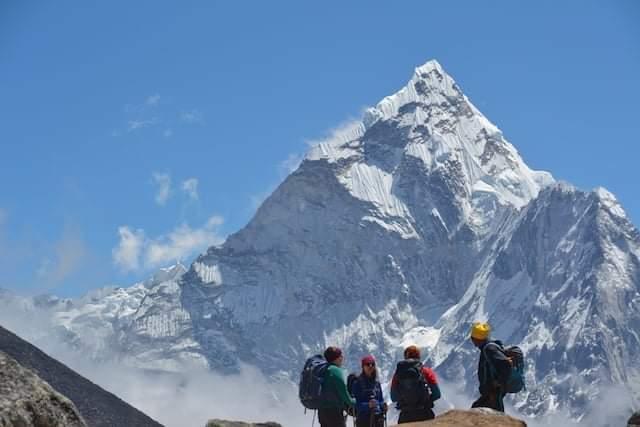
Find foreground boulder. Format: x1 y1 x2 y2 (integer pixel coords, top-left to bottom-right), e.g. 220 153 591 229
0 325 163 427
205 421 282 427
0 350 87 427
391 408 526 426
629 411 640 427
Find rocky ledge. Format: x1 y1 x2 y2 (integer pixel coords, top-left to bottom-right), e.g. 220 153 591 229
392 408 526 426
0 350 87 427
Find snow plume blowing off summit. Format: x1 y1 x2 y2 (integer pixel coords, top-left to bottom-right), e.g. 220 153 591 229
1 60 639 425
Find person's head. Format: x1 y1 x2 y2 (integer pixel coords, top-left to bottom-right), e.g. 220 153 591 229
360 354 377 379
403 345 421 360
470 322 491 348
324 346 344 366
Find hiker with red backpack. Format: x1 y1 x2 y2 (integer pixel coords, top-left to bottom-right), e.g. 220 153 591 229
299 346 356 427
470 322 526 413
390 345 441 423
350 355 387 427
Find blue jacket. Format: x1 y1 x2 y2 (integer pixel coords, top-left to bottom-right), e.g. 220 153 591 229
350 374 384 421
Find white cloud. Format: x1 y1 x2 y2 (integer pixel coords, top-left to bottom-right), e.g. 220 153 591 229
113 216 224 272
144 216 224 267
305 117 365 148
35 226 88 285
206 215 224 228
152 173 172 206
180 109 204 124
112 226 145 272
181 178 199 201
146 94 161 106
279 153 303 176
127 118 159 132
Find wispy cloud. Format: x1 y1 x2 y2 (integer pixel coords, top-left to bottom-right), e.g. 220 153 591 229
145 94 161 106
114 95 205 137
152 172 172 206
144 217 223 268
112 226 145 272
35 226 88 286
279 153 303 176
127 118 159 132
304 117 365 148
181 178 199 201
180 109 204 124
112 215 225 273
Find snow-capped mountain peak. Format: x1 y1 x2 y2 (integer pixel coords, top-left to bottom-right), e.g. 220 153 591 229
3 59 638 422
306 60 553 238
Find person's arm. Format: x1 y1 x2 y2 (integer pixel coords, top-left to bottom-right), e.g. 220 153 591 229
351 378 369 415
327 366 356 408
390 373 399 402
375 382 386 413
423 367 441 402
484 343 511 386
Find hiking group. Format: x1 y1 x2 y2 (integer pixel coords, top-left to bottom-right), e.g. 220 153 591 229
299 322 525 427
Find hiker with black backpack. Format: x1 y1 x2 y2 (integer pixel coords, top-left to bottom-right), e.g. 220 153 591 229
390 345 441 423
300 346 356 427
350 355 387 427
470 322 525 413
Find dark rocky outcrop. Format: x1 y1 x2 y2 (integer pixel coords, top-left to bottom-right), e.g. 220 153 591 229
391 408 526 426
0 350 87 427
0 325 163 427
629 410 640 427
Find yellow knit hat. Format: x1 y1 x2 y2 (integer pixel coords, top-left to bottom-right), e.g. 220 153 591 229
470 322 491 340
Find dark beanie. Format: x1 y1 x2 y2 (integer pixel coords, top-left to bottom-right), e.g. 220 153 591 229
324 346 342 363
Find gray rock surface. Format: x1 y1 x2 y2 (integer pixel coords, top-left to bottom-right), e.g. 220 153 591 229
205 421 281 427
393 408 526 426
0 326 163 427
0 350 87 427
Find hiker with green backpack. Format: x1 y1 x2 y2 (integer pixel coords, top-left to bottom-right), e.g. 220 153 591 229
470 322 526 413
299 346 355 427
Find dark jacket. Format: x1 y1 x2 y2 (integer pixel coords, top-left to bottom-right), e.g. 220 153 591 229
350 374 384 422
478 340 511 395
390 363 441 407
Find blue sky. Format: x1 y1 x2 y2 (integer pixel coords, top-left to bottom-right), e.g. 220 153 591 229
1 1 638 296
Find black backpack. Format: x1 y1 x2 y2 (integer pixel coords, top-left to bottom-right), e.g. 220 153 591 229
483 342 526 394
299 355 329 409
395 359 430 409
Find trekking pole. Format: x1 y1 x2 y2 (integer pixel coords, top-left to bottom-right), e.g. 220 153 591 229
369 394 375 427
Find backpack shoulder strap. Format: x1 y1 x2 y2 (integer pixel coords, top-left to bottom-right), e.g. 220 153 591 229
482 341 502 379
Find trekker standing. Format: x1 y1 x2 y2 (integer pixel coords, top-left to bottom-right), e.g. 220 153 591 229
390 345 441 423
470 322 512 412
318 346 356 427
350 355 387 427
